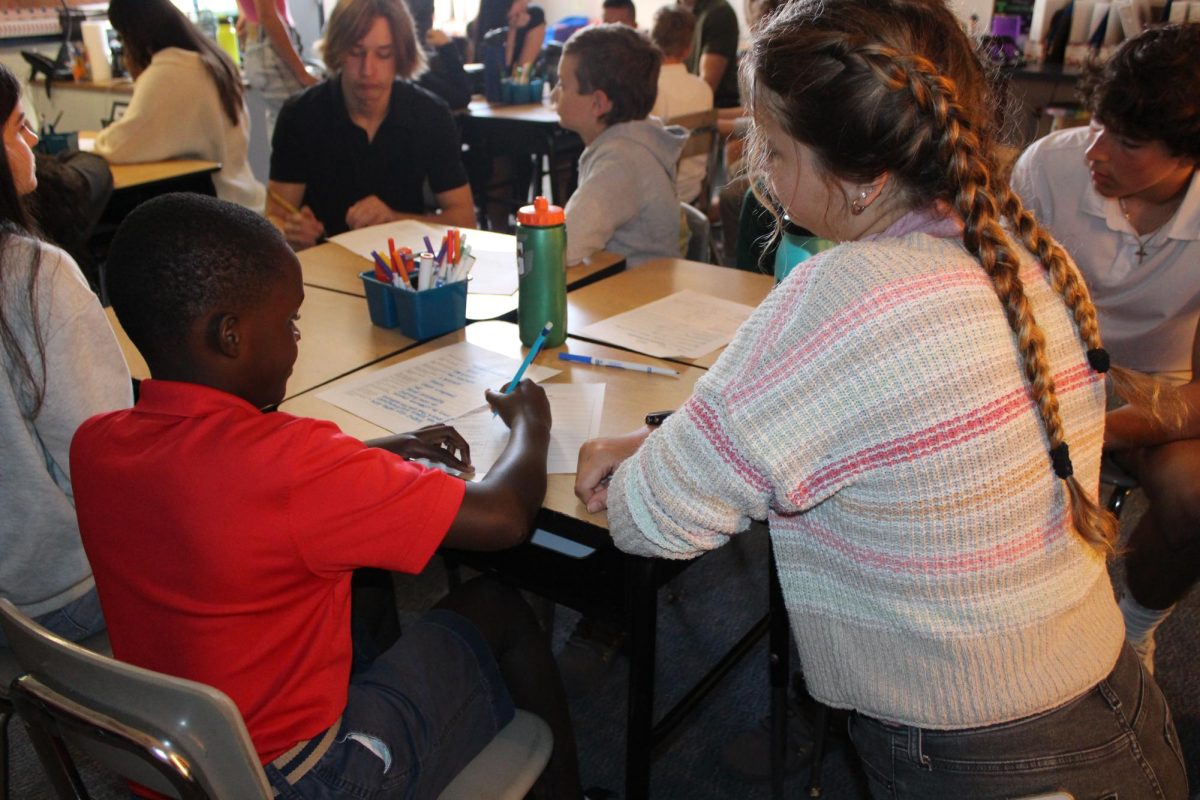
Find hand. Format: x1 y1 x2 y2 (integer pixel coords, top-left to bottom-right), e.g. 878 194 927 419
346 195 398 230
575 427 652 513
485 380 550 431
373 424 474 473
426 29 451 47
283 205 325 250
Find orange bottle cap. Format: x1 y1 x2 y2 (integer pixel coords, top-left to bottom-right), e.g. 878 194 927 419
517 196 565 226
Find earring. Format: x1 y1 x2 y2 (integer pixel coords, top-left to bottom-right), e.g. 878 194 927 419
850 190 869 216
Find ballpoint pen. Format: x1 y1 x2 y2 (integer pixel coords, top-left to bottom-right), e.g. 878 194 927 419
557 352 680 377
496 321 554 414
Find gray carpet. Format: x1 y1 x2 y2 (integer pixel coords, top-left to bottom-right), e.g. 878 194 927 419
6 491 1198 798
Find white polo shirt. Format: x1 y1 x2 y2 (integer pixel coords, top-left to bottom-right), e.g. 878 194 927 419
1012 127 1200 383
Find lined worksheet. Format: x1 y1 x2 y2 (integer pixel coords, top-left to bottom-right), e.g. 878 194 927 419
576 290 756 359
317 342 559 431
450 383 606 475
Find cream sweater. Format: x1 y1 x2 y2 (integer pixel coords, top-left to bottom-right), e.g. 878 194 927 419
607 210 1123 729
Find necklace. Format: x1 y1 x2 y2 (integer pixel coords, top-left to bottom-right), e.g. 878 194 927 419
1118 197 1152 265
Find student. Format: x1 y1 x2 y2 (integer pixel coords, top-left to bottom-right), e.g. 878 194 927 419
269 0 474 250
1012 22 1200 674
574 0 1187 795
650 4 714 204
0 64 131 647
71 192 583 799
601 0 637 27
406 0 473 111
680 0 739 109
554 24 686 265
97 0 266 211
237 0 319 136
469 0 547 70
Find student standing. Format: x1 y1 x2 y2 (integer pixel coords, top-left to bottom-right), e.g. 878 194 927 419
237 0 319 135
268 0 475 249
1013 22 1200 675
680 0 740 108
575 0 1187 795
0 64 131 646
97 0 266 210
554 24 687 265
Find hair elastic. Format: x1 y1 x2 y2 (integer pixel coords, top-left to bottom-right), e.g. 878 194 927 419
1050 443 1073 479
1086 348 1110 373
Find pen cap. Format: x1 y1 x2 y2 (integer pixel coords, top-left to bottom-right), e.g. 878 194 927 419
516 196 565 227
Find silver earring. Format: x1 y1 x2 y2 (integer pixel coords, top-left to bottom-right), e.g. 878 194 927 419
850 190 869 216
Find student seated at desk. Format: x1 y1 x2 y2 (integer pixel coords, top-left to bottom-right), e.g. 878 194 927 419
71 193 583 800
467 0 546 71
575 0 1187 795
96 0 266 211
554 24 686 266
649 4 714 205
0 65 131 647
269 0 475 250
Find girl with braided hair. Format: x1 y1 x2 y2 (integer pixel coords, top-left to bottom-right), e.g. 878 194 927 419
574 0 1188 794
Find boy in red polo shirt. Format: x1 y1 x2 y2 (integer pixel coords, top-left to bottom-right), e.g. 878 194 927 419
70 193 582 799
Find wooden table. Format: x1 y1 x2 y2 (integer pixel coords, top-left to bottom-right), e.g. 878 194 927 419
280 319 759 799
567 257 775 368
298 234 625 322
105 285 417 401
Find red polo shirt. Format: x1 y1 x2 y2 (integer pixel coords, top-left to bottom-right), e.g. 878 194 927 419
71 380 465 762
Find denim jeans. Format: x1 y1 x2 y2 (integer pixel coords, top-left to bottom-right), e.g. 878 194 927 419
0 586 106 648
848 643 1189 799
264 610 514 800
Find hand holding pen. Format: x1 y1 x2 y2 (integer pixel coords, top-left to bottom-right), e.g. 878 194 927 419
269 188 326 249
495 321 553 416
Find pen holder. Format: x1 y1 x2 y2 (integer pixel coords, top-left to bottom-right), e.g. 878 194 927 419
500 78 544 104
36 129 78 155
359 271 468 340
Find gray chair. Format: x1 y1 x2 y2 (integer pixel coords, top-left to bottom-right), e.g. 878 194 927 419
681 202 714 263
667 108 720 213
0 599 552 800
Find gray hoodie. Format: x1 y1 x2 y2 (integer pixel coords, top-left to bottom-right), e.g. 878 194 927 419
565 118 688 266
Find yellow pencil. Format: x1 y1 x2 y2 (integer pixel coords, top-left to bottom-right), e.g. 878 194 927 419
268 187 300 216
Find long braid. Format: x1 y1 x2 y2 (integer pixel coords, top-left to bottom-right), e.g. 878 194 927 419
856 45 1118 553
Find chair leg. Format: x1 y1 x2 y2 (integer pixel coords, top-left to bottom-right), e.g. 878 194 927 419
1 707 11 800
806 703 830 798
768 550 788 800
1107 485 1130 518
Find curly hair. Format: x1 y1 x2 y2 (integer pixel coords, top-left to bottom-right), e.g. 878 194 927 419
1077 23 1200 160
105 194 291 370
744 0 1126 553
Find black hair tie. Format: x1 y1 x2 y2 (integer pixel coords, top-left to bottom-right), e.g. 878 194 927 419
1087 348 1110 373
1050 443 1073 479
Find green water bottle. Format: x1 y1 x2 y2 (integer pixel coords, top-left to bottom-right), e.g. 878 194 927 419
516 196 567 347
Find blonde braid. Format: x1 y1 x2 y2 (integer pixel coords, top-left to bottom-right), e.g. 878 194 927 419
857 45 1118 553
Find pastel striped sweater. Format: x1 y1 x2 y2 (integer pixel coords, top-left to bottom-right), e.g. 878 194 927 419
607 211 1124 729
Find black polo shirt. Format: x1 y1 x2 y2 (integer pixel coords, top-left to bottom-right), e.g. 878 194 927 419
270 78 469 237
686 0 740 109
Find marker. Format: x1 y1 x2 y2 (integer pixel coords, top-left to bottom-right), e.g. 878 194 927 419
418 252 435 291
370 250 394 283
557 352 680 377
496 321 554 415
423 235 435 256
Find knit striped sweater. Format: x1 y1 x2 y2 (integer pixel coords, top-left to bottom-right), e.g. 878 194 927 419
607 211 1124 729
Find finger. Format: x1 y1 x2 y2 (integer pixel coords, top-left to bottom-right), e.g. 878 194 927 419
586 486 609 513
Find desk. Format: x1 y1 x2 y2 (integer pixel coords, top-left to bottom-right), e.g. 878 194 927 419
108 159 221 192
567 258 774 368
298 234 625 322
280 320 753 799
105 285 417 400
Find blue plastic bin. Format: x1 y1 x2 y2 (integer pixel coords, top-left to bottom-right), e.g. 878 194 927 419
359 272 468 340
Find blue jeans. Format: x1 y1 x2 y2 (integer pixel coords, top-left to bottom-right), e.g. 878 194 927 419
848 643 1189 799
0 586 106 648
264 610 514 800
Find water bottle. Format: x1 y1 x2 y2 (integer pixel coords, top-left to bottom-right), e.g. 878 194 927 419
217 16 241 68
516 196 567 348
774 217 834 283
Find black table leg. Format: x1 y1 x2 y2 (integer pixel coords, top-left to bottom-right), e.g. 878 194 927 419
625 557 657 800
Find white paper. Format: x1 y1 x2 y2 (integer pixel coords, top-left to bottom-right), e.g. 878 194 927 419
576 289 756 359
329 221 520 296
317 341 559 431
450 383 605 475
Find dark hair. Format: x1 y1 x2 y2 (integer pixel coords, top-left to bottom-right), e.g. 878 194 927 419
651 5 696 58
0 63 48 417
324 0 427 79
107 0 244 127
1078 23 1200 160
105 194 290 368
564 23 660 126
603 0 636 16
745 0 1124 553
470 0 515 54
405 0 435 40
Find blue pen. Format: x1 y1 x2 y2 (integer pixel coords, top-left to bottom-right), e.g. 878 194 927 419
558 351 679 377
495 321 554 415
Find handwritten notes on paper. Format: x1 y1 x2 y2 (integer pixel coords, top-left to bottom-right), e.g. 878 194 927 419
317 342 558 432
451 383 605 475
329 221 520 295
576 289 756 359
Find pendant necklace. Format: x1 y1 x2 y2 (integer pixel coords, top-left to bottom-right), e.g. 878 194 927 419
1118 197 1151 265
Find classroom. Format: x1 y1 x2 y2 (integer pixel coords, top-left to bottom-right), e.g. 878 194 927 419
0 0 1197 797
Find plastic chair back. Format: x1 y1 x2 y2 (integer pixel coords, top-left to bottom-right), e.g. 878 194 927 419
681 202 713 263
437 709 553 800
0 599 271 800
667 109 719 212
